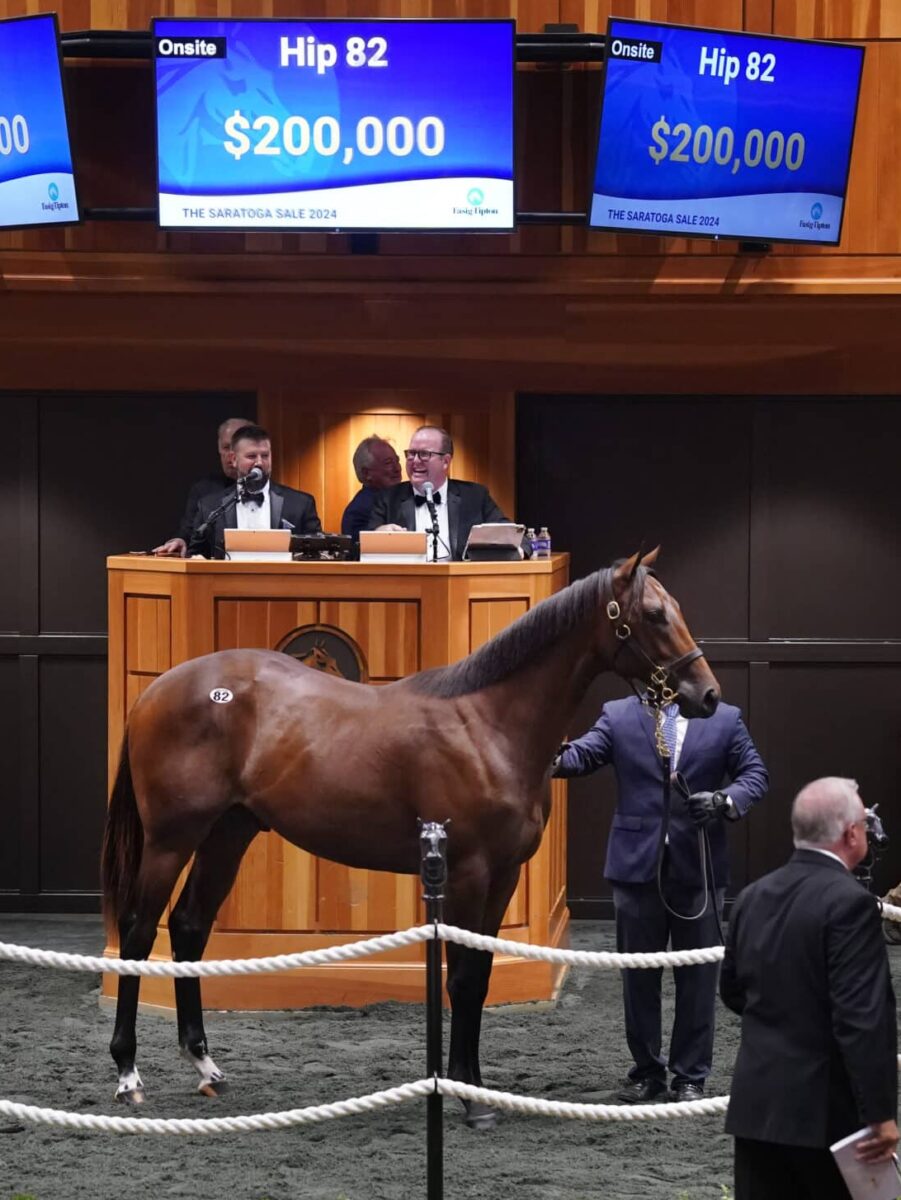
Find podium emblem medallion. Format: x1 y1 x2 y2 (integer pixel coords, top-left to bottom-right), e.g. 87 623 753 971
276 624 369 683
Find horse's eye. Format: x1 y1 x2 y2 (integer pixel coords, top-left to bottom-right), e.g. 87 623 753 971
646 607 667 624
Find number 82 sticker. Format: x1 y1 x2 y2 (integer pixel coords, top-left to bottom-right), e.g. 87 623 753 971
209 688 234 704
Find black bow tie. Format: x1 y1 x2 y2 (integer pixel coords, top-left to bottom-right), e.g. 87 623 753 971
414 492 441 506
240 492 265 507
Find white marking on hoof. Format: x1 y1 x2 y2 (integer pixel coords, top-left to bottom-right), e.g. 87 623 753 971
182 1049 227 1097
115 1068 145 1105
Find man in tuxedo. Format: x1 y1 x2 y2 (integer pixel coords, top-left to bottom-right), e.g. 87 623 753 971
554 694 767 1103
188 423 321 558
341 435 403 542
722 776 898 1199
153 415 251 557
368 425 512 561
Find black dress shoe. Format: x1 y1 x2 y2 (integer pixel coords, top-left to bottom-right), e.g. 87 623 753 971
616 1078 668 1104
669 1081 705 1103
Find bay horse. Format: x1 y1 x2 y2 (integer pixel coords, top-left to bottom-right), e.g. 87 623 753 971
101 549 720 1126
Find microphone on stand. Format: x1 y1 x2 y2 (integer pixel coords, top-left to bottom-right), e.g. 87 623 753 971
239 465 267 495
422 482 440 563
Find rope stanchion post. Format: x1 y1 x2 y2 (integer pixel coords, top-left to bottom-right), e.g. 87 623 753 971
419 820 448 1200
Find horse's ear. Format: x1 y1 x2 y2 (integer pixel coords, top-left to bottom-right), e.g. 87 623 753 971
615 550 642 583
641 546 660 568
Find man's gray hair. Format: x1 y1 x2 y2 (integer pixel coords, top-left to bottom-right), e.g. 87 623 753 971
352 435 388 483
792 776 862 847
218 416 252 438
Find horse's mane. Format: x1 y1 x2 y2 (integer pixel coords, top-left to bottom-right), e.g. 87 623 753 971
409 568 611 699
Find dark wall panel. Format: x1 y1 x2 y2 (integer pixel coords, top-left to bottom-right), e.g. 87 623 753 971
39 657 108 894
517 396 753 641
39 394 255 633
519 395 900 914
0 657 22 891
758 400 900 639
753 664 901 893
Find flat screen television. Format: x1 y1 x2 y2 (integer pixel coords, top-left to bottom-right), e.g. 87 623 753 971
588 18 865 246
0 13 80 230
152 18 515 232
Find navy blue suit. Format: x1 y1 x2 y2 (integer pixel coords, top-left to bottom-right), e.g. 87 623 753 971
557 696 768 1088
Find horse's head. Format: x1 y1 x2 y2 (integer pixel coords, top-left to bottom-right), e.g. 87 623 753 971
606 548 720 718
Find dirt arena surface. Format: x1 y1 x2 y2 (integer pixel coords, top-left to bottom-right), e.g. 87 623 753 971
1 914 899 1200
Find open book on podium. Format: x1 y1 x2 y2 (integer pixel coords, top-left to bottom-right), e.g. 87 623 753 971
359 530 428 564
830 1128 901 1200
224 529 292 562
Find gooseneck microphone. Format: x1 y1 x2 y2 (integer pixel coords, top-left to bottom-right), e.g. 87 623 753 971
421 482 440 562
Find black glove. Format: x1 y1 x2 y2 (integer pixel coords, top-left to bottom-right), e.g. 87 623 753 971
686 790 731 827
551 743 571 776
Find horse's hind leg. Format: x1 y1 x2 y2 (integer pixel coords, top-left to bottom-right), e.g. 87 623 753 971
446 861 521 1130
111 842 192 1104
168 806 260 1096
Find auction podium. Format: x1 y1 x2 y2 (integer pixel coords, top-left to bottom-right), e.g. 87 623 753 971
103 554 570 1010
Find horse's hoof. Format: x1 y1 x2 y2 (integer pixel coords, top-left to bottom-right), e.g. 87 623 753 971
463 1101 499 1131
115 1087 145 1106
197 1077 228 1098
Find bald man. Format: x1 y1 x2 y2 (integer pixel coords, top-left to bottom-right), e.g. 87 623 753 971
722 776 898 1199
153 416 251 557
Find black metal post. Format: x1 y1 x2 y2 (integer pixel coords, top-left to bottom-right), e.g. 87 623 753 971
419 820 448 1200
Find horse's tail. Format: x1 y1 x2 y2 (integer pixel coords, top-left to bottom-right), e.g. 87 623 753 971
100 729 143 933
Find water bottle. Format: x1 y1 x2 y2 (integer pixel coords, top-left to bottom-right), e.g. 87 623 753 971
526 528 536 555
534 527 552 559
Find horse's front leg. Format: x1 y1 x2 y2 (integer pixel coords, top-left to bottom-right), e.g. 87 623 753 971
445 861 521 1130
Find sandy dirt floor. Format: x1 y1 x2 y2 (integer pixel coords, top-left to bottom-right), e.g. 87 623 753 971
1 914 898 1200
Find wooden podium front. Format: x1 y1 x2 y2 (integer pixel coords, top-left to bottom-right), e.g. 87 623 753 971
103 554 570 1010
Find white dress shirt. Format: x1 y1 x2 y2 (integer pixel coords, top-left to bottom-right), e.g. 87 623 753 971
413 481 451 561
235 482 271 530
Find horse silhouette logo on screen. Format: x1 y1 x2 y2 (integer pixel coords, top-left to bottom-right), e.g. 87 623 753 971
276 623 369 683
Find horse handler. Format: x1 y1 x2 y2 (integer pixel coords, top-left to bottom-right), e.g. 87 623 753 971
721 776 898 1200
554 693 767 1103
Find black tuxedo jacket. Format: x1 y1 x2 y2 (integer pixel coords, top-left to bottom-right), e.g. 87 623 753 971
367 479 509 561
174 471 231 543
722 848 897 1148
191 481 321 558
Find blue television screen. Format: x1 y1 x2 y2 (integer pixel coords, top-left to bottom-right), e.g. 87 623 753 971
0 13 79 230
589 19 864 245
152 18 515 232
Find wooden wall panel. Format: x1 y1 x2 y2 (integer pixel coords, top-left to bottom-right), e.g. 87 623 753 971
258 389 517 535
561 0 743 33
774 1 901 38
470 598 530 649
215 599 319 651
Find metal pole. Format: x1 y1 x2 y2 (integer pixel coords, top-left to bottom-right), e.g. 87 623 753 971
419 820 448 1200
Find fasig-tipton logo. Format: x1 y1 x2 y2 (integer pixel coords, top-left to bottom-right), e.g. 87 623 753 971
800 200 831 233
452 186 499 218
41 181 70 214
154 35 227 58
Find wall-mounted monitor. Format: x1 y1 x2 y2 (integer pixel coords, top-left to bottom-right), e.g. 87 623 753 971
588 18 865 246
152 18 515 232
0 13 80 230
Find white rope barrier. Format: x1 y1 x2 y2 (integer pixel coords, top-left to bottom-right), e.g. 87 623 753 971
437 924 725 968
437 1080 729 1121
0 1080 435 1134
1 904 899 1137
0 925 434 977
0 924 725 976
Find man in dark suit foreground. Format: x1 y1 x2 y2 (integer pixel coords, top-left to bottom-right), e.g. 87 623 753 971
189 423 321 558
722 776 898 1199
555 694 767 1103
367 424 512 561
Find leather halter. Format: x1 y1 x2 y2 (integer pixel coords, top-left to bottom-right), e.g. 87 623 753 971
602 576 705 710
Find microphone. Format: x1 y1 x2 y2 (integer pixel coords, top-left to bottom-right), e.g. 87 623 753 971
421 481 440 562
422 481 435 505
240 465 267 494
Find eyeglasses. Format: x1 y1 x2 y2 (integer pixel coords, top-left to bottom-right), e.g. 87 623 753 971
404 449 447 462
